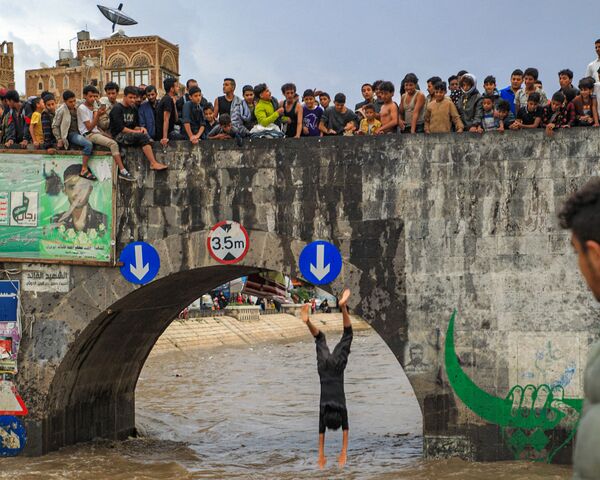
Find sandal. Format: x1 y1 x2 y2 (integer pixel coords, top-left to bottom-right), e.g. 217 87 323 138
79 169 98 181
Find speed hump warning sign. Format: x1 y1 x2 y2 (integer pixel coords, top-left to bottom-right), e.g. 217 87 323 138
207 220 250 264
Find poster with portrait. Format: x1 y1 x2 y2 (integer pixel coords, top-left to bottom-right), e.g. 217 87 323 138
0 153 114 263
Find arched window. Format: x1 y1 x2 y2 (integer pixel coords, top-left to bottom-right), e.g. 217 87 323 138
49 77 55 89
63 76 69 88
108 54 128 89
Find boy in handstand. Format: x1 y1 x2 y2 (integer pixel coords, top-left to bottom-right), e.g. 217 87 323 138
302 288 352 469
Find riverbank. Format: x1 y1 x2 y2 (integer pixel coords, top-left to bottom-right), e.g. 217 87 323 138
150 313 370 354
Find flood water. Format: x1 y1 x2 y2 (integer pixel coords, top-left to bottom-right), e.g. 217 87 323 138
0 330 571 479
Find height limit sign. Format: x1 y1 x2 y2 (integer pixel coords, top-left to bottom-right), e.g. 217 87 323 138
207 220 250 264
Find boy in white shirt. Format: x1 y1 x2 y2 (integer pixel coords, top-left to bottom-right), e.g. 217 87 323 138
78 85 134 181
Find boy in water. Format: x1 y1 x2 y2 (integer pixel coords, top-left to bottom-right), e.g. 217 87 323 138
302 288 352 469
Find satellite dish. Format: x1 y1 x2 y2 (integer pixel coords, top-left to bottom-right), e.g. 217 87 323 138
97 3 138 32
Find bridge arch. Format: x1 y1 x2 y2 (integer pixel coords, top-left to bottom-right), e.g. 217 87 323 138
38 228 409 453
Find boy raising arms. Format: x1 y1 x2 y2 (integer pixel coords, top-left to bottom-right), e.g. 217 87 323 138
302 289 353 469
377 81 399 134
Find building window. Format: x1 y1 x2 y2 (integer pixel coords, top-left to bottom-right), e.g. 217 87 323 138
49 78 55 89
110 70 127 88
162 70 175 83
133 69 149 86
37 80 43 91
63 76 69 88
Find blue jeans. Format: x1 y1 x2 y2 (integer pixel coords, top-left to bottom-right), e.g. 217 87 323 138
67 132 93 156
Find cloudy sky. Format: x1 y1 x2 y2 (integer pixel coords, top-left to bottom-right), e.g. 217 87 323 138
4 0 600 105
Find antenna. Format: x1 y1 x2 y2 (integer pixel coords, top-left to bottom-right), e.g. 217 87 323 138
97 3 138 33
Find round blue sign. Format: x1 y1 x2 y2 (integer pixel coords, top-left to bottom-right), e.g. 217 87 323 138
0 415 26 457
298 240 343 285
119 241 160 285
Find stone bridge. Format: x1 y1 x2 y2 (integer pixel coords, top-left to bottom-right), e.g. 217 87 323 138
2 130 599 461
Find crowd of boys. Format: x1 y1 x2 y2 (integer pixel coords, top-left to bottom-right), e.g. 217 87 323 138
2 39 600 180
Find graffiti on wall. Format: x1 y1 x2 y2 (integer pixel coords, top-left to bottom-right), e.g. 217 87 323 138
445 310 583 462
0 281 27 456
405 343 431 373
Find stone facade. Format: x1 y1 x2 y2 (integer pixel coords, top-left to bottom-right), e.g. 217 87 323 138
25 33 179 97
0 41 15 90
1 130 599 461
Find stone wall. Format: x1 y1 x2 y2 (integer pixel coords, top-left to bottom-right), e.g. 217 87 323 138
3 129 600 460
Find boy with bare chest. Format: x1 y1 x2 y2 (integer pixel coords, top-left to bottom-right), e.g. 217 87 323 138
377 81 399 134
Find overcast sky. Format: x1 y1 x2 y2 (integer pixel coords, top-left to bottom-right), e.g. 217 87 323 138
4 0 600 105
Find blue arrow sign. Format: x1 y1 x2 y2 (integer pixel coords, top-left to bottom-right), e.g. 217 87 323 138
119 242 160 285
0 416 26 457
299 241 342 285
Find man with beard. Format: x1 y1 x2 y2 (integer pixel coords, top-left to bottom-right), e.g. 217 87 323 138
559 179 600 480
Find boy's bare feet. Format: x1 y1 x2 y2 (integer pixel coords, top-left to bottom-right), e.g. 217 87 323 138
338 289 351 307
150 162 168 171
301 303 310 323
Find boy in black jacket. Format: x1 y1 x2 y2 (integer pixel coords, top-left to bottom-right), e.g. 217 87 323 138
109 86 167 171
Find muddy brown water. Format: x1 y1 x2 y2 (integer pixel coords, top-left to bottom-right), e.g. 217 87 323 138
0 330 571 479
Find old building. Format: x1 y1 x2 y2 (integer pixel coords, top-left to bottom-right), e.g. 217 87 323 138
25 30 179 98
0 41 15 90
